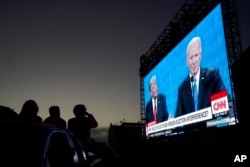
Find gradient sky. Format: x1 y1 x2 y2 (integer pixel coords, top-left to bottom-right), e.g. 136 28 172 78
1 0 249 142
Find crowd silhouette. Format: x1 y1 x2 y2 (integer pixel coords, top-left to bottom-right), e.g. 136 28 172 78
19 99 43 123
0 99 124 167
43 105 67 129
68 104 98 152
0 100 98 153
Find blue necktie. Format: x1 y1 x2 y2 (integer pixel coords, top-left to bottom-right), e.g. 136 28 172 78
193 78 198 111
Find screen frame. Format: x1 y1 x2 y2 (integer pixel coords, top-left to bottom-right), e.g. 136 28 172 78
141 2 240 140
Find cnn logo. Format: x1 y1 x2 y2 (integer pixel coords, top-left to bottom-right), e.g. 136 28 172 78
211 90 229 114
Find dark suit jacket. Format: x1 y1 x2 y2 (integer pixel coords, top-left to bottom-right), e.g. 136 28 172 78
175 68 226 117
146 93 169 124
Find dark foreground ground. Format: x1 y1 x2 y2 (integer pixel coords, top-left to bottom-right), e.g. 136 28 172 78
92 126 249 167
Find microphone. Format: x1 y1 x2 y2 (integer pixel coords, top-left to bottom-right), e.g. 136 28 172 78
191 76 195 108
190 76 194 82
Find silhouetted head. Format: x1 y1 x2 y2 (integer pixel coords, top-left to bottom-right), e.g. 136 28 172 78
49 106 60 118
20 99 39 117
73 104 86 117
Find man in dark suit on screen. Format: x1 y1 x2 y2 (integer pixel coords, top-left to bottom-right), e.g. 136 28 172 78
175 36 227 117
146 75 169 125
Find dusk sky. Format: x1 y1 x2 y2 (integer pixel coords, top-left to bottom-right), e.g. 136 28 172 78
1 0 249 142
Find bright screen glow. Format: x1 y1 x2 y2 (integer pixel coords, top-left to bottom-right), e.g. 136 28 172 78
143 4 239 139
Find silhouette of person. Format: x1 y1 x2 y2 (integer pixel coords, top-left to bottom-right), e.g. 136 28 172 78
175 36 226 117
67 104 98 152
0 105 19 121
145 75 169 125
19 99 43 123
43 105 66 129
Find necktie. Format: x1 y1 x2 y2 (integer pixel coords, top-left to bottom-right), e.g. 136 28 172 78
154 100 157 122
193 78 198 111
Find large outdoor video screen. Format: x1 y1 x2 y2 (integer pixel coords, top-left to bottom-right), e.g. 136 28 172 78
144 3 239 139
